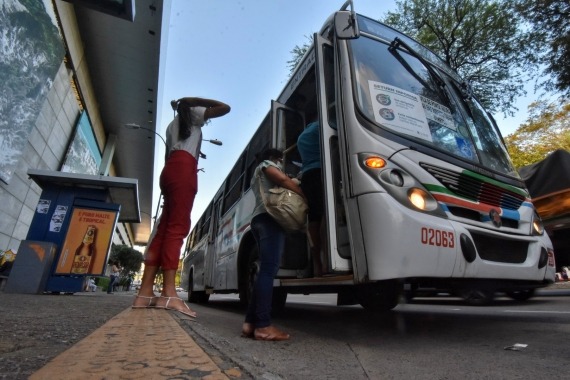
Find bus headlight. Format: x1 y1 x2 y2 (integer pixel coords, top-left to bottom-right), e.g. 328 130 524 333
357 152 446 217
532 211 544 235
408 188 438 211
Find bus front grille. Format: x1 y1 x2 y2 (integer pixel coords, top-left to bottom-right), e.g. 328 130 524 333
420 163 525 211
470 231 529 263
447 206 519 228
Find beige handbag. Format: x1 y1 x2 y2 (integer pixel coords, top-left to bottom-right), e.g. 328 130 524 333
257 171 308 232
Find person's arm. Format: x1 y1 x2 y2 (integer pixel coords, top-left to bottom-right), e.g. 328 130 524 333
263 166 306 201
173 97 231 120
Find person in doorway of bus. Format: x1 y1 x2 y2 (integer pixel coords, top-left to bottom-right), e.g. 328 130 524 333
132 96 230 316
297 121 328 277
242 148 306 341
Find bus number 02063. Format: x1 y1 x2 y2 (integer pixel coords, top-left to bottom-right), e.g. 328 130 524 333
421 227 454 248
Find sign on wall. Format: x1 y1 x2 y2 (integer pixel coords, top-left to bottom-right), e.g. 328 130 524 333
60 111 102 175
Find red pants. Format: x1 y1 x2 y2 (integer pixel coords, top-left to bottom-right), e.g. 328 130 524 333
145 151 197 270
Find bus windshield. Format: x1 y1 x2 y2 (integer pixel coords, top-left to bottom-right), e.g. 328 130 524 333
350 16 518 178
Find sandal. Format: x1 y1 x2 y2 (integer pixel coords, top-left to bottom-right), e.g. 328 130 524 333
157 296 197 319
132 295 158 309
254 325 290 341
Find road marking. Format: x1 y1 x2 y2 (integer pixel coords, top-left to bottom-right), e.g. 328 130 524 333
288 300 334 305
504 310 570 314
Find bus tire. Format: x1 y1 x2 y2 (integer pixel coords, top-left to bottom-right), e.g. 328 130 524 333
188 269 209 304
239 246 259 307
357 280 401 312
506 289 535 301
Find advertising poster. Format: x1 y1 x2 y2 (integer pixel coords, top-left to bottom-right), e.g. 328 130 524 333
55 207 118 275
60 111 101 175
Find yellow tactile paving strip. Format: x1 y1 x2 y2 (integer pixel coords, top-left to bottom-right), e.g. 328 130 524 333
30 308 232 379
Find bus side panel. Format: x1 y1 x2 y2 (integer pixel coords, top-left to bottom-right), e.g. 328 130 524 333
214 190 256 291
183 238 208 292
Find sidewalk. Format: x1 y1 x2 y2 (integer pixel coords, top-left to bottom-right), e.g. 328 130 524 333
0 290 243 380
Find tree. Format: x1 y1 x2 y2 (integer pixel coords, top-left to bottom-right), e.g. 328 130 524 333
287 35 313 75
382 0 540 116
515 0 570 96
505 100 570 168
108 244 144 281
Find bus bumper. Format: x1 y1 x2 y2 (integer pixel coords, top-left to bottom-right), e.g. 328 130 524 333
356 193 556 284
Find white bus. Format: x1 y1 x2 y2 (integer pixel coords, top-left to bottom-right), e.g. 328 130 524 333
180 1 556 310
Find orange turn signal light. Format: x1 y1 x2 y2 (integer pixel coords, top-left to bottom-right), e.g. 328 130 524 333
364 156 386 169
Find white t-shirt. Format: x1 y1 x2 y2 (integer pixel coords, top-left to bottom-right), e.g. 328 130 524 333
165 106 207 160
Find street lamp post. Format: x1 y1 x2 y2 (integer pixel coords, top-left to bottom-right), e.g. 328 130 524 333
124 123 166 146
202 139 223 146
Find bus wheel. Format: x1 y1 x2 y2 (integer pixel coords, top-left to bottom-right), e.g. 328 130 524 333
357 280 401 312
460 289 495 306
188 270 209 304
239 247 259 306
506 289 535 302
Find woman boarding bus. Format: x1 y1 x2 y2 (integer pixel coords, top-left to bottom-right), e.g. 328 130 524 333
180 1 556 310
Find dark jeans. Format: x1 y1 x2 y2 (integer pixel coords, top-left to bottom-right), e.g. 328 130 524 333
107 275 118 293
245 213 285 328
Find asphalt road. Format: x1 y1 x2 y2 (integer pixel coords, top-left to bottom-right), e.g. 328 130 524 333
177 285 570 379
1 284 568 379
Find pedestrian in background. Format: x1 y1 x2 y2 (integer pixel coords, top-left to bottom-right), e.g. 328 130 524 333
132 96 230 318
107 261 120 294
86 277 97 292
242 148 305 341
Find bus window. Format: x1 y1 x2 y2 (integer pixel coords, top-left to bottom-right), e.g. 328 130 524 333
244 116 271 190
222 153 246 215
274 106 305 177
199 203 212 240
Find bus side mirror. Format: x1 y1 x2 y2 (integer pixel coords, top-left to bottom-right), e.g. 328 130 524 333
334 11 359 39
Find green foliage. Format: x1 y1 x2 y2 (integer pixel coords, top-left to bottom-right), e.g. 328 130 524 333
382 0 540 116
505 100 570 168
515 0 570 96
108 244 144 280
98 276 111 292
287 35 313 75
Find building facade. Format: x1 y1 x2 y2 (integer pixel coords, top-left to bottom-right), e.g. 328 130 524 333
0 0 169 255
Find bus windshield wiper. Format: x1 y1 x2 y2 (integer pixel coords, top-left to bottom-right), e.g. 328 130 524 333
388 37 451 106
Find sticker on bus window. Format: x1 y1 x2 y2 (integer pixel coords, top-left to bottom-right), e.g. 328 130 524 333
455 136 474 160
368 81 433 142
419 95 455 131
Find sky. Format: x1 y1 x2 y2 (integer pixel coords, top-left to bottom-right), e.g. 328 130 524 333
155 0 537 231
